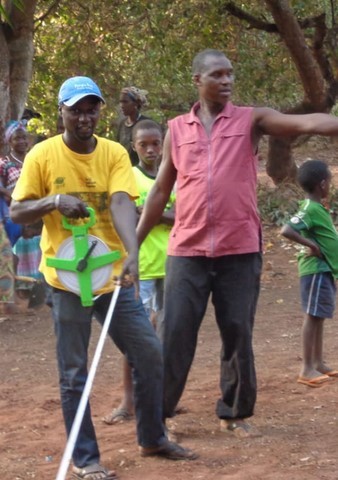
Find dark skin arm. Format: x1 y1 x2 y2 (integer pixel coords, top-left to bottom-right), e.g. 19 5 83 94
136 202 175 226
110 191 140 295
137 130 177 245
10 194 89 224
11 192 139 292
281 224 322 258
159 202 175 226
252 108 338 150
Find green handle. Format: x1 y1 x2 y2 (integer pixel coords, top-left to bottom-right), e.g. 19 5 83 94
61 207 96 233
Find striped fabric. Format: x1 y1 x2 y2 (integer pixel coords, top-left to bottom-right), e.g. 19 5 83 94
13 235 43 280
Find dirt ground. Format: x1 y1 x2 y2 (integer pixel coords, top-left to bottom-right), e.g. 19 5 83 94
1 141 338 480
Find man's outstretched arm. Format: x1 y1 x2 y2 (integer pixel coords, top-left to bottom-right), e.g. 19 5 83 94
253 107 338 140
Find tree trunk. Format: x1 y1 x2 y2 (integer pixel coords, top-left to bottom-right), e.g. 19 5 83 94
266 137 296 183
0 1 37 154
264 0 336 184
266 99 329 184
7 1 36 120
0 26 10 151
265 0 329 109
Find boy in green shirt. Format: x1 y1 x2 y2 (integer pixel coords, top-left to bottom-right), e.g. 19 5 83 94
104 119 175 424
281 160 338 387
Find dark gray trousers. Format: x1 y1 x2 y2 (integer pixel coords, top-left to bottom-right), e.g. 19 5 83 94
162 253 262 420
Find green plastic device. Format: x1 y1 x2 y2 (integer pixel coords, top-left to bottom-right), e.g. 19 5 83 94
46 207 121 307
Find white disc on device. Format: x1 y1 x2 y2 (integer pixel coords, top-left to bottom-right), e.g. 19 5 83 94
55 234 113 295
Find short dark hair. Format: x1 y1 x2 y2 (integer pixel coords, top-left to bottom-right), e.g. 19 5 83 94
192 49 227 75
132 119 163 141
297 160 330 193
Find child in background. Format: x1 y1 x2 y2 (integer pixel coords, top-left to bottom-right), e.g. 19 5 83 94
281 160 338 387
103 119 175 424
132 120 174 336
13 220 44 298
0 223 16 317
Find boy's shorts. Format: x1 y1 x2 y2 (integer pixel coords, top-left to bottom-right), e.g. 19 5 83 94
300 272 336 319
139 278 164 320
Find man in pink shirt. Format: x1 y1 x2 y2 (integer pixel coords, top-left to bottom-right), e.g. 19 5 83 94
137 49 338 438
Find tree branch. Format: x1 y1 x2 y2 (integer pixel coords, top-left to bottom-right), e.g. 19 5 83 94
34 0 62 26
223 1 278 32
311 13 335 89
330 0 336 26
223 1 331 34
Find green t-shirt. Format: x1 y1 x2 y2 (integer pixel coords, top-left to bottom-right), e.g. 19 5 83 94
133 166 175 280
287 199 338 278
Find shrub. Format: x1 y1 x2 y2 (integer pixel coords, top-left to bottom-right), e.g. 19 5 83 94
257 182 302 226
258 181 338 226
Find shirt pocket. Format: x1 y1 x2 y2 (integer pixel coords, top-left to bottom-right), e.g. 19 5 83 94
175 138 206 176
215 130 254 180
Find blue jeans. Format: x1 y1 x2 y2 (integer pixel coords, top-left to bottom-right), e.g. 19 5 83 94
139 278 164 321
51 286 166 468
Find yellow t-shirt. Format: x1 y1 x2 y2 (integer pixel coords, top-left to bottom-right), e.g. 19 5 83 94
12 135 138 293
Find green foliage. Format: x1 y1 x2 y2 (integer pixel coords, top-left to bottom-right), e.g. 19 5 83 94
26 117 49 137
257 182 303 226
22 0 337 137
31 0 239 132
27 0 306 133
327 184 338 225
0 0 24 23
258 179 338 227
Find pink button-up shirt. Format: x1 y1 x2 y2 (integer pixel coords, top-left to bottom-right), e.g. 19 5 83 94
168 101 261 257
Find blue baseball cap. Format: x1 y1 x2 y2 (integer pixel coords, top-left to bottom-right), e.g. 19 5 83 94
58 76 105 106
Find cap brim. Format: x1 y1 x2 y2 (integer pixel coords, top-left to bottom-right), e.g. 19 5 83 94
61 93 105 107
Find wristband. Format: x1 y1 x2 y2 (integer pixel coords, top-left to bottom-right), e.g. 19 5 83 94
55 194 61 209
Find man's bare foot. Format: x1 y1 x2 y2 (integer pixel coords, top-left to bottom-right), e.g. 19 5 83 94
299 367 325 380
102 407 134 425
315 363 338 377
220 419 262 438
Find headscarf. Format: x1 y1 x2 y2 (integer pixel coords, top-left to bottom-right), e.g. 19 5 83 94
121 86 149 108
5 121 27 143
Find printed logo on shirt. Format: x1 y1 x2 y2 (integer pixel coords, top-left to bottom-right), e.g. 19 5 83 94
290 216 301 224
54 177 65 188
85 178 96 188
67 191 108 213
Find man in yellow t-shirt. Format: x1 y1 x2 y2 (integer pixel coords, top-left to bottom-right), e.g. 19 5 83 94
10 77 196 479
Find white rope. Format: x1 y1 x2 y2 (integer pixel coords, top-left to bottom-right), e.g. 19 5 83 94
55 285 121 480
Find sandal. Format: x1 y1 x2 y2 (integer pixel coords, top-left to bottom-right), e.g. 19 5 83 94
102 407 133 425
325 370 338 378
297 374 333 387
220 419 261 438
72 463 118 479
140 439 198 461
